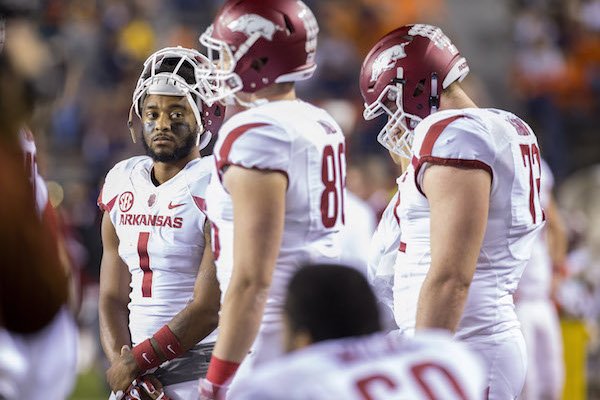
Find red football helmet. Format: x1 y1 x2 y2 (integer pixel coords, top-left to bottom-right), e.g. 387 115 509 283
199 0 319 104
360 24 469 159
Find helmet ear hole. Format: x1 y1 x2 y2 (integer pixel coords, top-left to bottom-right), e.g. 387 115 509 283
413 79 425 97
283 14 295 34
251 57 268 72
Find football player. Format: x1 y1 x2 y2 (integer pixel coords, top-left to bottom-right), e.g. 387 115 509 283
0 3 75 398
6 128 79 400
360 24 545 399
98 47 224 399
233 264 487 399
515 159 566 400
197 0 346 398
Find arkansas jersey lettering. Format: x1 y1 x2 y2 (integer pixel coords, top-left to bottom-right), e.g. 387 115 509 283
119 213 183 228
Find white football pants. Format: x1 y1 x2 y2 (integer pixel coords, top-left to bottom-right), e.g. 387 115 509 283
466 328 527 400
516 300 564 400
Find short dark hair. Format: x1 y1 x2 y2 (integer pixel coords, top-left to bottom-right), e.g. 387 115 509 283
284 264 381 342
139 56 198 111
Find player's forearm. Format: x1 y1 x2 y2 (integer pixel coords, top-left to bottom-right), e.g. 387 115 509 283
545 199 567 266
415 273 471 333
167 302 219 351
547 222 567 267
212 280 270 362
99 298 131 363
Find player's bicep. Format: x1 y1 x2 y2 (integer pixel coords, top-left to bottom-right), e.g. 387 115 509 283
99 211 130 303
423 165 491 282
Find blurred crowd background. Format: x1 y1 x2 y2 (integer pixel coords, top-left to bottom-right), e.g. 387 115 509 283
18 0 600 398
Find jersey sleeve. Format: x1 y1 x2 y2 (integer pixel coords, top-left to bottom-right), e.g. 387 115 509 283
214 121 291 178
98 173 117 213
186 158 212 227
415 116 496 193
97 159 132 213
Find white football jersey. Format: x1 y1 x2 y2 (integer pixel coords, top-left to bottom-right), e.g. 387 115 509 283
339 191 376 273
232 331 486 400
98 156 217 345
517 159 554 301
205 100 346 326
368 189 402 316
19 128 48 216
393 108 544 340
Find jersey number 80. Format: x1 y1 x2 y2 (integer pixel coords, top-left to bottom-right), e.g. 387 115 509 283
320 143 346 228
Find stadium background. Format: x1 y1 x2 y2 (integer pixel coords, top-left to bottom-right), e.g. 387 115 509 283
22 0 599 398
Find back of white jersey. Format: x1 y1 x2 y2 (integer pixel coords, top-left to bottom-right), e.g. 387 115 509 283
233 331 486 400
98 156 216 345
340 191 376 273
394 108 544 339
517 159 554 300
205 100 346 324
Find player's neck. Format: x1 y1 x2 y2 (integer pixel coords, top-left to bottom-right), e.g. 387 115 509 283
399 156 411 173
236 83 297 109
439 84 477 111
151 152 198 186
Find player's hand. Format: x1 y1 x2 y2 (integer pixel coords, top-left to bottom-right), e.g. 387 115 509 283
107 345 140 393
198 378 228 400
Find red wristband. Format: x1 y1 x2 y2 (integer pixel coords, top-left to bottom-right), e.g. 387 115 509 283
206 355 240 385
153 325 183 361
131 338 161 371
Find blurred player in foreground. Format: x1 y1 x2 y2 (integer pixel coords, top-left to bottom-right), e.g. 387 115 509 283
0 2 76 398
360 24 545 399
197 0 346 397
233 263 486 399
98 47 223 399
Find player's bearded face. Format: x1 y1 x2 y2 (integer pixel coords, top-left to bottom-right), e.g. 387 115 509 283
140 94 198 163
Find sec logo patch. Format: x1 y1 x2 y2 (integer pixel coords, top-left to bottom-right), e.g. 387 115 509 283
119 191 134 212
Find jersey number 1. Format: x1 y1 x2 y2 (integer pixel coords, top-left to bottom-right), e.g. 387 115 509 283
137 232 153 297
320 143 346 228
